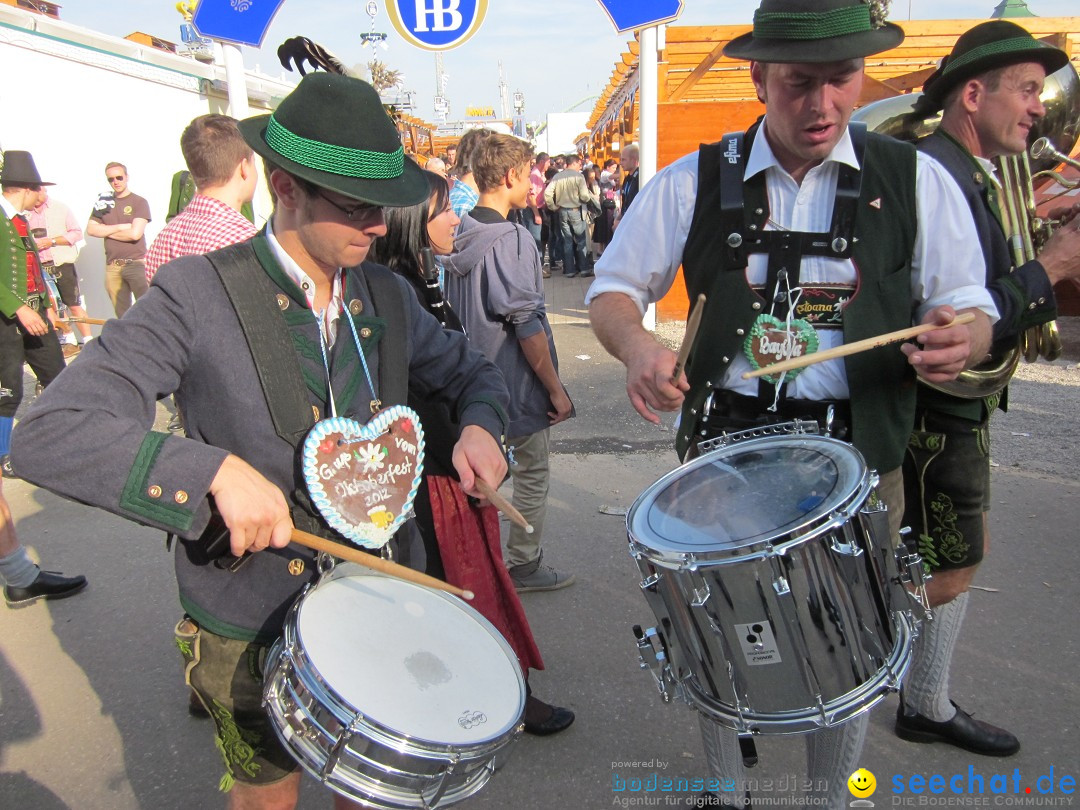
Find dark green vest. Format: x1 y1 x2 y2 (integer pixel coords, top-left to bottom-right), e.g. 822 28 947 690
677 128 919 472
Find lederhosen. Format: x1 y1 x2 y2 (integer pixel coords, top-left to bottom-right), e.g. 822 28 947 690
676 123 919 477
900 131 1034 571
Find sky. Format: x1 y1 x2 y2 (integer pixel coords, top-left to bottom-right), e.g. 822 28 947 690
51 0 1079 127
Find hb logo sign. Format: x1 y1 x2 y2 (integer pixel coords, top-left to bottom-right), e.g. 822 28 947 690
387 0 489 51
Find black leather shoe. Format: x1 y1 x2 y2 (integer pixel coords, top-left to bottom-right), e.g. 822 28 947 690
4 570 88 608
523 696 575 736
896 702 1020 756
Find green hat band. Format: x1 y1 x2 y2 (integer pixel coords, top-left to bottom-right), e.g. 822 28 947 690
753 5 872 41
942 36 1045 77
265 116 404 180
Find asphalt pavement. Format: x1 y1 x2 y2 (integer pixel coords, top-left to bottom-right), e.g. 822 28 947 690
1 274 1077 809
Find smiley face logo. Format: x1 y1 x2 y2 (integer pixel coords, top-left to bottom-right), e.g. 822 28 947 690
848 768 876 798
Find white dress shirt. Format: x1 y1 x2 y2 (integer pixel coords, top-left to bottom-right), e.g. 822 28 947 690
265 221 344 347
588 120 998 400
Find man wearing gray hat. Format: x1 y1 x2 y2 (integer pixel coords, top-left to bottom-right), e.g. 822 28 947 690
12 75 509 809
589 0 997 806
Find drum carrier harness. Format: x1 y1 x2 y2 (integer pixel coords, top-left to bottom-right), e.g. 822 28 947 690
703 123 867 443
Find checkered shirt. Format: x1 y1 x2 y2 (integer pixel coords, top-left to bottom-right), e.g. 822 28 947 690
145 194 257 282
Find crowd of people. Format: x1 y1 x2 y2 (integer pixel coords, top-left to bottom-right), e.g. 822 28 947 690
2 2 1080 807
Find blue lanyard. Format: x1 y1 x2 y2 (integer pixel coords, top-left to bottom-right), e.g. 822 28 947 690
314 271 380 417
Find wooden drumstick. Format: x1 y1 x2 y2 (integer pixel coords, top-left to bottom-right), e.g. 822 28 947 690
742 312 976 380
65 316 108 325
671 294 706 384
290 528 475 600
474 479 534 534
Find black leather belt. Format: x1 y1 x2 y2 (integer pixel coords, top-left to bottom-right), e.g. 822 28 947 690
698 389 851 441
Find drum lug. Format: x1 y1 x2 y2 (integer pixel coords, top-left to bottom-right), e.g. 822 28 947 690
772 575 791 596
829 533 864 557
633 625 674 703
639 572 661 592
689 573 711 607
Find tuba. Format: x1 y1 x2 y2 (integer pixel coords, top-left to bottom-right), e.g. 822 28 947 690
851 60 1080 398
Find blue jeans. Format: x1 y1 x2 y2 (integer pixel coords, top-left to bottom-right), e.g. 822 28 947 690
557 208 589 275
546 208 563 265
523 214 543 259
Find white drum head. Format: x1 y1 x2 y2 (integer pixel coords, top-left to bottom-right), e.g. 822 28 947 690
629 435 866 556
296 574 524 746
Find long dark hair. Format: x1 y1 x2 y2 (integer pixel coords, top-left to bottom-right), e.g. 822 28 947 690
369 169 449 279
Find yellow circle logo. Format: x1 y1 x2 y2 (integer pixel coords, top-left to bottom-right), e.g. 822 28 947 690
848 768 876 798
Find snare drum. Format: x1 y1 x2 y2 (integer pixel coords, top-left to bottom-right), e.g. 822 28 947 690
263 567 525 808
629 433 925 735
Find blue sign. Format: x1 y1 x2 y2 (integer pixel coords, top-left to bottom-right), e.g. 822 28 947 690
386 0 489 52
192 0 287 48
596 0 683 34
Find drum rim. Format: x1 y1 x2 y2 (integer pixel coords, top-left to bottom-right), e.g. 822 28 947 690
628 434 871 565
273 572 526 751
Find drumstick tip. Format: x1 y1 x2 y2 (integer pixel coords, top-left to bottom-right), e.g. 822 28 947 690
525 525 534 534
462 590 475 600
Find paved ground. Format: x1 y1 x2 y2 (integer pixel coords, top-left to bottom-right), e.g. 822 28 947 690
1 275 1078 809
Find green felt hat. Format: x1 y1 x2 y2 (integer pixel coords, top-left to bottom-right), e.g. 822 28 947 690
723 0 904 63
913 20 1070 116
239 73 427 207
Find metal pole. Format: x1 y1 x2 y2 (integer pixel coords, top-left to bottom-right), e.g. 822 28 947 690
640 24 658 330
222 42 250 119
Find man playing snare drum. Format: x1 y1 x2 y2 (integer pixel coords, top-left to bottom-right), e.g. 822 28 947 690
12 74 509 810
588 0 995 806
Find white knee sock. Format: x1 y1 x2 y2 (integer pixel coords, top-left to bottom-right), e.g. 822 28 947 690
698 714 747 803
805 713 869 806
903 591 970 722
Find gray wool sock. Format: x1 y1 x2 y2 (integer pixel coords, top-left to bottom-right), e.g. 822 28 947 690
0 547 40 588
903 591 970 722
805 713 869 806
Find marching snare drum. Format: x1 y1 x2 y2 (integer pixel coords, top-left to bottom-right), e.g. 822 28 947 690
263 566 525 808
629 432 925 734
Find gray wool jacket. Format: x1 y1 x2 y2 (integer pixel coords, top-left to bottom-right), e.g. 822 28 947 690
443 208 569 440
11 240 509 642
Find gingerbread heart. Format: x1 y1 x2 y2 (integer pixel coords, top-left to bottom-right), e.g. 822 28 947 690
744 314 819 383
302 406 425 549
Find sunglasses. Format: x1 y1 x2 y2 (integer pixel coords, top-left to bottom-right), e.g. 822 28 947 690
314 189 381 222
107 175 125 182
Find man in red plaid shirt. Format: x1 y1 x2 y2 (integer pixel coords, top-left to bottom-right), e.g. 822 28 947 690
145 114 258 282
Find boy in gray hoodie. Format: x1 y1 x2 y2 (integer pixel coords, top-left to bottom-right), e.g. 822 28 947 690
445 133 575 592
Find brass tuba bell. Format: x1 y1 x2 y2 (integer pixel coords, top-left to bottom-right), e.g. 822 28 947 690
851 60 1080 398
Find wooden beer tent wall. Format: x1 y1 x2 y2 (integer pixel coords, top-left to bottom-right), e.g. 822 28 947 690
586 18 1080 321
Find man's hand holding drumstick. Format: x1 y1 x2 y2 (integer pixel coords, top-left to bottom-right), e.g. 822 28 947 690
588 292 704 425
743 306 992 382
